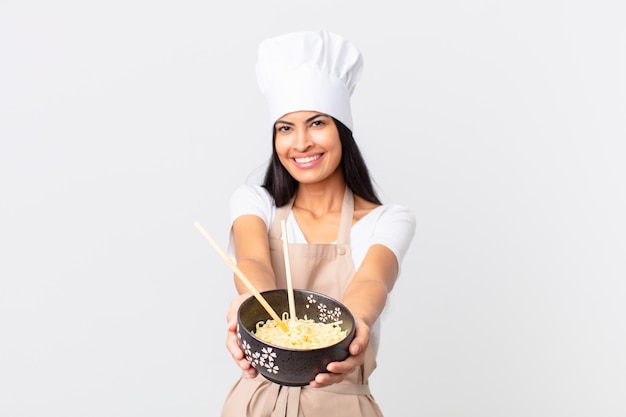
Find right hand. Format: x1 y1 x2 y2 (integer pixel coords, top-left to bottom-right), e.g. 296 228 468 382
225 292 258 378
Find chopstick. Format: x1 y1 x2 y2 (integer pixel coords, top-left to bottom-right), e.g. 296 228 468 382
281 220 297 321
194 221 289 332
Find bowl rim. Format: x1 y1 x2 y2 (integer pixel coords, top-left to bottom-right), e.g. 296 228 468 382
237 288 356 352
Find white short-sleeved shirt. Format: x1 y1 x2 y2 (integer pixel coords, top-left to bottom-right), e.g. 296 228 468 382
227 184 415 276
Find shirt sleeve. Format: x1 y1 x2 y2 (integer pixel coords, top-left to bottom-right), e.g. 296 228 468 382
228 184 275 229
370 204 416 267
350 204 416 276
227 184 276 259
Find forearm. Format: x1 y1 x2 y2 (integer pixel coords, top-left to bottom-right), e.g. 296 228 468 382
341 279 389 327
231 215 277 295
342 244 398 326
233 258 277 295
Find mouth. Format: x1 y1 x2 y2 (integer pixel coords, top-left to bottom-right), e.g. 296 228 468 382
294 154 322 164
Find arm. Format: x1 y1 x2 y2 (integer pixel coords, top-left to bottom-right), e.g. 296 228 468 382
230 214 276 294
310 243 399 387
225 214 278 377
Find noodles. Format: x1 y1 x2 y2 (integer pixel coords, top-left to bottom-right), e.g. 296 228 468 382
254 313 348 349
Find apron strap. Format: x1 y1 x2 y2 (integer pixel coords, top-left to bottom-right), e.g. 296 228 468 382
268 187 353 244
269 196 294 239
336 187 353 246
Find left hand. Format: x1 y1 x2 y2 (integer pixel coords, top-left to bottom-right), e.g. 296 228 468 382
309 317 369 388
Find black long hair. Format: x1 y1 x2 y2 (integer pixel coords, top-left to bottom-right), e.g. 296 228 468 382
262 117 382 207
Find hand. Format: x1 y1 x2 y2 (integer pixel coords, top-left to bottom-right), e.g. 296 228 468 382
225 293 258 378
309 317 369 388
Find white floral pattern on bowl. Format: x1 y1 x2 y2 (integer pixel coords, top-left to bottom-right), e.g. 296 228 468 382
237 289 355 386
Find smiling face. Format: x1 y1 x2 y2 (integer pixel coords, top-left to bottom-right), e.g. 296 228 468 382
273 111 343 185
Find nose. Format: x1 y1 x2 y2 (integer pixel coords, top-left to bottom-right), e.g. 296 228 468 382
292 127 313 152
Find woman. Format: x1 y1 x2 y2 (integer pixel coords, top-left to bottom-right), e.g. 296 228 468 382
221 30 416 417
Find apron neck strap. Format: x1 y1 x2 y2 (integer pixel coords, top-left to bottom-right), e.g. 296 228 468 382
269 187 354 245
336 187 353 245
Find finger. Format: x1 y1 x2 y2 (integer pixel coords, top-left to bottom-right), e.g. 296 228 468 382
247 367 258 378
326 357 358 374
226 329 244 360
349 340 362 356
227 317 238 332
310 372 345 388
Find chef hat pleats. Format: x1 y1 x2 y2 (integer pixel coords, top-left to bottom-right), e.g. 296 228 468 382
256 30 364 131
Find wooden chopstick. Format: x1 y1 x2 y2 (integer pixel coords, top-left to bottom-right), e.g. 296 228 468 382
281 220 297 321
194 221 289 332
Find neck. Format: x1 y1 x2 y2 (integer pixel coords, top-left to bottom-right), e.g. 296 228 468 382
294 179 346 218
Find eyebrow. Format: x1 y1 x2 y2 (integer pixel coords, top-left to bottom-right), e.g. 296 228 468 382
275 113 328 126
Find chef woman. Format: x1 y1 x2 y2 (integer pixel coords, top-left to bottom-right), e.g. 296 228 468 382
220 30 416 417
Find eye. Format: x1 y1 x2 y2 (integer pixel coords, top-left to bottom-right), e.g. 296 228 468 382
311 119 325 127
276 124 292 133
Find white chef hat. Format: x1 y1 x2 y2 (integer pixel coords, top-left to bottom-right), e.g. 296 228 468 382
256 30 364 131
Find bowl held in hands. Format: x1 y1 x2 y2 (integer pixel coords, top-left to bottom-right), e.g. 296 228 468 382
237 289 356 386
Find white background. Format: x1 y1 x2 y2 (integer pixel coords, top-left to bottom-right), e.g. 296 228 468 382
1 1 625 416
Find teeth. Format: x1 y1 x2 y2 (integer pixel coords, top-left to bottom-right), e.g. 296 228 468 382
295 155 321 163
